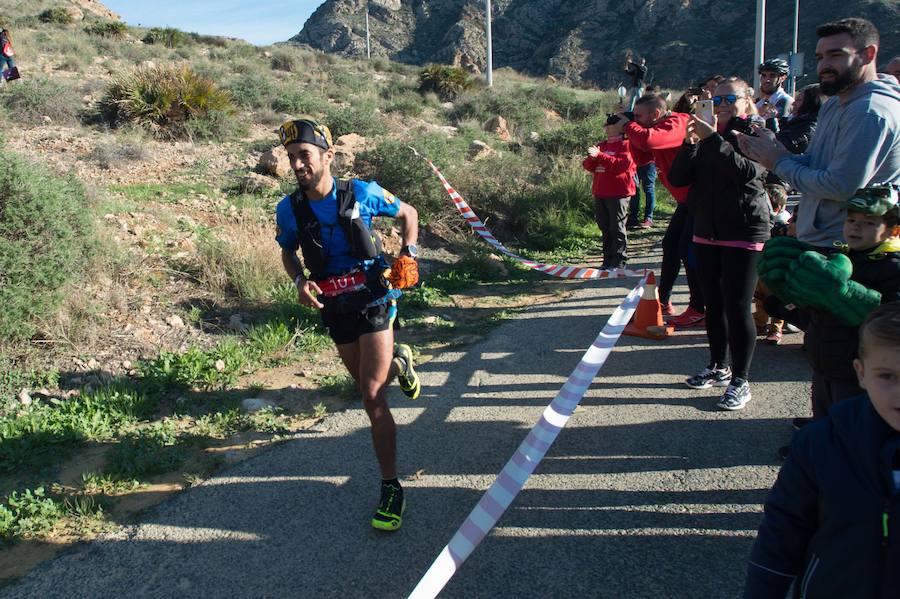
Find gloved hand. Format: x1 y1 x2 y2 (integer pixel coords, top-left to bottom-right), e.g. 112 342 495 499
784 251 881 325
389 255 419 289
757 237 814 300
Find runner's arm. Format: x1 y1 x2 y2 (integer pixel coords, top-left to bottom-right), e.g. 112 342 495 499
395 202 419 254
281 249 323 308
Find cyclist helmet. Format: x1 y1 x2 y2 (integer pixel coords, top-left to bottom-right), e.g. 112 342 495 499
759 58 790 76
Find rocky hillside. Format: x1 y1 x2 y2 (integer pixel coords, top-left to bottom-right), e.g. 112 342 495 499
292 0 900 88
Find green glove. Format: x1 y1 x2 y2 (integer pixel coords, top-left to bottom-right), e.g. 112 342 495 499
758 237 815 301
784 252 881 325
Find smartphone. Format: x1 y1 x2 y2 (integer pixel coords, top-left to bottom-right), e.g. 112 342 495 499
695 99 715 125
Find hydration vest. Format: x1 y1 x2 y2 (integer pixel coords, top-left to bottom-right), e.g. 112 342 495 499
290 179 383 279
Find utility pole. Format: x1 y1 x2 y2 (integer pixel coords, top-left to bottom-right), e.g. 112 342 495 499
753 0 766 93
789 0 800 94
366 5 371 59
485 0 493 88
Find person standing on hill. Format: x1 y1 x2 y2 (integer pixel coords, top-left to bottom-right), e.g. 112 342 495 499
274 116 422 532
583 114 637 270
0 29 16 80
624 57 648 112
621 94 706 329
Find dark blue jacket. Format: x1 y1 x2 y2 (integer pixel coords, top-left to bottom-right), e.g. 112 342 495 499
743 395 900 598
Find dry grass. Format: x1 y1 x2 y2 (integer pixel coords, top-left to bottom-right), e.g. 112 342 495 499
196 217 284 303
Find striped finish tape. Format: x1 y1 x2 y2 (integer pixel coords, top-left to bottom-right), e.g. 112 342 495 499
408 275 647 599
409 147 647 280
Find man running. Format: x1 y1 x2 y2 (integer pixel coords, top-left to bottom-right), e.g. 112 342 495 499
274 116 422 531
755 58 793 118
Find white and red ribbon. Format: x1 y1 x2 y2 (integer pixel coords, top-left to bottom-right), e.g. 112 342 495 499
408 276 647 598
409 147 647 280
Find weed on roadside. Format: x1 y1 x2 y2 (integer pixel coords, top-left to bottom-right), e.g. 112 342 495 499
104 421 183 479
0 487 63 541
316 374 357 402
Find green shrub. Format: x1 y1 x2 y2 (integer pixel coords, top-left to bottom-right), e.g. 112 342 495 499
270 49 299 72
0 386 152 474
532 114 608 157
0 152 95 342
0 77 83 125
0 487 64 540
225 72 276 110
450 90 544 136
104 422 183 479
324 101 386 138
511 165 595 249
419 65 475 101
271 89 325 115
38 7 74 25
142 27 189 48
97 65 236 140
85 21 127 38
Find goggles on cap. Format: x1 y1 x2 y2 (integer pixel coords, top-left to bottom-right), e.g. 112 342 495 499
844 184 900 216
279 116 332 149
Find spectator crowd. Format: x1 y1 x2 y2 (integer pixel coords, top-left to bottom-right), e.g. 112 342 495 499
585 16 900 598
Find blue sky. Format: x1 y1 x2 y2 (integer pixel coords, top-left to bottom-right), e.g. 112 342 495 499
102 1 325 46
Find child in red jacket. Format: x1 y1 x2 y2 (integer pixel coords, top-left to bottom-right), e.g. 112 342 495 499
582 114 637 269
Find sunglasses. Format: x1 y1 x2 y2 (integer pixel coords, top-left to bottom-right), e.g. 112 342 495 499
712 94 740 106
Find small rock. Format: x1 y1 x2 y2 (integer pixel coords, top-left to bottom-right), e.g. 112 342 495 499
87 358 100 371
214 359 226 372
468 140 496 161
257 145 291 178
483 115 511 141
529 131 540 142
42 115 52 123
18 389 32 406
122 360 132 370
441 102 454 110
166 315 185 329
288 383 299 389
240 397 276 414
228 314 249 333
239 172 279 193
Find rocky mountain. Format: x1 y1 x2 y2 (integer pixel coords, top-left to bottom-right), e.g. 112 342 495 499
292 0 900 88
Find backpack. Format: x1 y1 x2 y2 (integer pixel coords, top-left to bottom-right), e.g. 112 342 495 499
290 178 382 280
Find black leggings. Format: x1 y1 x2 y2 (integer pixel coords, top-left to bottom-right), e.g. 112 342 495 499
659 204 704 311
695 244 760 380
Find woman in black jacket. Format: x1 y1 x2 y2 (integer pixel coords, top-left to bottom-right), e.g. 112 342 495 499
669 77 770 410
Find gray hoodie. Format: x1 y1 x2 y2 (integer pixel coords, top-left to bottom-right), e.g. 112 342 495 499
774 74 900 246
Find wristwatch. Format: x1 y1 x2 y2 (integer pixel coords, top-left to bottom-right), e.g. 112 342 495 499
401 244 418 259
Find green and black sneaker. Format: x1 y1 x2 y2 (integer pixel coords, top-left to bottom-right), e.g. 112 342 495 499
393 343 421 400
371 481 405 531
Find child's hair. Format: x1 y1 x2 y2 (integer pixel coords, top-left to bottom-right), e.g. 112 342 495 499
765 184 788 212
859 301 900 358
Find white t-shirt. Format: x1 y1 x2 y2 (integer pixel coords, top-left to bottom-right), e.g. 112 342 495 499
756 88 794 118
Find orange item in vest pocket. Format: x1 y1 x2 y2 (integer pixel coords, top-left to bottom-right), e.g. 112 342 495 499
390 255 419 289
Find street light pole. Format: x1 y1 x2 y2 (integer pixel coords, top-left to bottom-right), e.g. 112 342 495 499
485 0 493 88
790 0 800 94
753 0 766 93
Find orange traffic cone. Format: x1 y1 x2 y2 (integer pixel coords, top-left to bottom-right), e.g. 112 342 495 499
624 272 674 340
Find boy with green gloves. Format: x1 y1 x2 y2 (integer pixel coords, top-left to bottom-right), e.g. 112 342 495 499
758 184 900 419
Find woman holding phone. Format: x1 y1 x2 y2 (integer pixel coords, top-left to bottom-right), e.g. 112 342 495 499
668 77 770 410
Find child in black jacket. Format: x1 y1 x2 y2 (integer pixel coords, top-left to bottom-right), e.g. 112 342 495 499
743 302 900 598
760 185 900 419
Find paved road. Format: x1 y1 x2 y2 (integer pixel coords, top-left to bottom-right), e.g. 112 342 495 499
2 248 811 598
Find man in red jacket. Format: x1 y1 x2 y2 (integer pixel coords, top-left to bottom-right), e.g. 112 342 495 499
583 114 637 269
621 95 705 327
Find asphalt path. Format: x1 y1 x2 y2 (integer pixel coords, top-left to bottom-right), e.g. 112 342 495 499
3 247 812 598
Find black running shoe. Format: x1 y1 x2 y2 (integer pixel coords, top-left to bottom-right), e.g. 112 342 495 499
371 481 405 531
394 343 420 400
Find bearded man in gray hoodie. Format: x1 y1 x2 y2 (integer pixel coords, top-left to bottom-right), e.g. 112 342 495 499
739 17 900 250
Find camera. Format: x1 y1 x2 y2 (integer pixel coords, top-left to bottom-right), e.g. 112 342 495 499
729 116 759 137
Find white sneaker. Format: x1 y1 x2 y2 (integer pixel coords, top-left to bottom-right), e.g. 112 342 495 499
717 378 751 411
